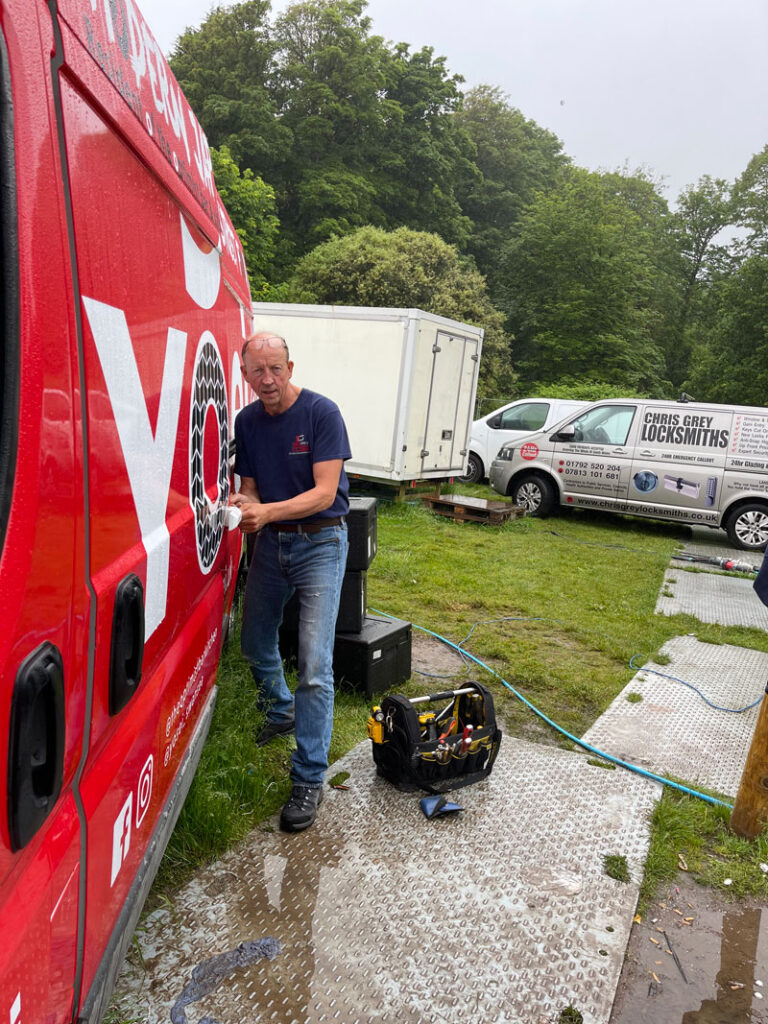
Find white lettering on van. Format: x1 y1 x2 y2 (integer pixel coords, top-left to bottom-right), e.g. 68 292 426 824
180 213 221 310
188 114 214 195
110 792 133 887
82 297 186 638
90 0 192 164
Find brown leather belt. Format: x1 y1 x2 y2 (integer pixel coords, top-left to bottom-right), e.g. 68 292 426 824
269 516 345 534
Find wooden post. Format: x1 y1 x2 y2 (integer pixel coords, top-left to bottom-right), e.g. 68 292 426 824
730 683 768 838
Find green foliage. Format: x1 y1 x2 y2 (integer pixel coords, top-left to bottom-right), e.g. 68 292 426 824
687 254 768 405
169 1 289 173
454 85 569 298
525 379 647 402
604 854 630 882
501 167 673 395
171 2 768 409
211 146 280 292
288 225 516 402
641 788 768 907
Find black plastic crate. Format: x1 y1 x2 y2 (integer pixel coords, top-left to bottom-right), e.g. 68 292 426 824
346 496 378 571
333 614 411 700
336 570 367 634
278 574 367 661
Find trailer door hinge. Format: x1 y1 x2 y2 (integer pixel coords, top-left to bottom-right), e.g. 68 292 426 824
421 449 429 457
432 344 441 353
471 353 478 361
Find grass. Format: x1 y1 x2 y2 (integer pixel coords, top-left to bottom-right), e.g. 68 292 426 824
604 853 631 882
153 492 768 909
640 786 768 908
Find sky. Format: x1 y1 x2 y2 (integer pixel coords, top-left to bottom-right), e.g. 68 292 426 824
146 0 768 204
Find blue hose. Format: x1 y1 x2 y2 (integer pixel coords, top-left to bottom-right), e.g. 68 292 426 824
371 607 735 810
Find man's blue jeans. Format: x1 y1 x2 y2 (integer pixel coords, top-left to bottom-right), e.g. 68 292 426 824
241 524 348 787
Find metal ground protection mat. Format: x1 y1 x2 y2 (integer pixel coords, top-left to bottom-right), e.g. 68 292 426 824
655 568 767 628
112 738 660 1024
582 635 768 797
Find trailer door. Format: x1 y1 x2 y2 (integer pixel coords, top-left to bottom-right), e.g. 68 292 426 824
421 331 480 473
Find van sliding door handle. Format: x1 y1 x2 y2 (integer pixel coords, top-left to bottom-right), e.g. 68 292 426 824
109 574 145 716
7 643 65 851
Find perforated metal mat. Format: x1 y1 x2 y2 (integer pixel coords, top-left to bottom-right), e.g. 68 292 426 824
655 568 767 628
582 636 768 796
112 739 659 1024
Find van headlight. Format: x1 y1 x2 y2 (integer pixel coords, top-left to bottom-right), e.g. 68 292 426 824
497 447 515 461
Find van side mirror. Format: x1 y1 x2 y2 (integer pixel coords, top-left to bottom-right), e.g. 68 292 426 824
551 424 576 442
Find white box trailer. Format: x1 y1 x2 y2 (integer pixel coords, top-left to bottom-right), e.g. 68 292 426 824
250 303 484 483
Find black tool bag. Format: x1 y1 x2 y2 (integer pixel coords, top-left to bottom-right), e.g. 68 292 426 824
368 681 502 793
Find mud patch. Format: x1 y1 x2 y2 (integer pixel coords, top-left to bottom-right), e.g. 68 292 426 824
410 632 469 681
610 873 768 1023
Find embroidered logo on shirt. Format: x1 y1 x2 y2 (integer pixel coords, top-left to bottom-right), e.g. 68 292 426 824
290 434 311 455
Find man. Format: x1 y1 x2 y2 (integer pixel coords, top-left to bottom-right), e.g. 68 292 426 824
231 332 351 832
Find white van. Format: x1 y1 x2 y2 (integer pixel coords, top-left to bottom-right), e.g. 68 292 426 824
459 397 589 482
489 398 768 550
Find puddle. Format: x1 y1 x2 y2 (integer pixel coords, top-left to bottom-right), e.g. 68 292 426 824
610 875 768 1023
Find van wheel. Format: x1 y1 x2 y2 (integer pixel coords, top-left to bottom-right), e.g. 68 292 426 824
511 474 556 516
458 452 483 484
725 503 768 551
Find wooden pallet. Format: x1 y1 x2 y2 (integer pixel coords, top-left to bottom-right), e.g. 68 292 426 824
420 494 525 525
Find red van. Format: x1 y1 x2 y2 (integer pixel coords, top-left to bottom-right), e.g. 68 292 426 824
0 1 252 1020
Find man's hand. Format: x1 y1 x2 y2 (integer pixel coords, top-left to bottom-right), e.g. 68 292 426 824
231 500 270 534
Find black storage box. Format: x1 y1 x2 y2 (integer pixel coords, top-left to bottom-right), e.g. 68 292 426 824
278 573 367 660
336 570 367 634
333 614 411 699
346 497 378 571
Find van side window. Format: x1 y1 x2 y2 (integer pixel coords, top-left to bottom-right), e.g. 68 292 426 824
0 29 19 553
499 402 549 432
571 406 635 445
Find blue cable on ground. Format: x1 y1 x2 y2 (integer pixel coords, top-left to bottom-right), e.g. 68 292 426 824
628 654 762 714
372 607 735 810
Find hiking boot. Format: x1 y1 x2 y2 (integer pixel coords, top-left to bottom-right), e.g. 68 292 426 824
256 717 295 746
280 785 324 832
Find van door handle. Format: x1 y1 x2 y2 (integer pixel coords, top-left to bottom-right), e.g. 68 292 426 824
109 574 145 716
639 449 654 456
7 643 65 851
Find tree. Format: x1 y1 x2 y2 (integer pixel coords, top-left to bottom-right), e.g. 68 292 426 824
665 176 734 387
288 226 516 402
269 0 391 247
500 167 671 395
453 85 568 298
211 146 280 293
732 146 768 256
169 1 290 173
375 42 474 246
687 255 768 405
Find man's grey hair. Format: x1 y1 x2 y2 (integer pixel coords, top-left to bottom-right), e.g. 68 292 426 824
242 332 290 362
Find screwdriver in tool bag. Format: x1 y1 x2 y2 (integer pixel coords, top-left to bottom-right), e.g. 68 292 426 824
460 724 474 752
435 717 455 763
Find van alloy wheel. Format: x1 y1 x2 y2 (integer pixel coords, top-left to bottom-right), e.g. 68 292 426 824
727 504 768 550
512 474 556 516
